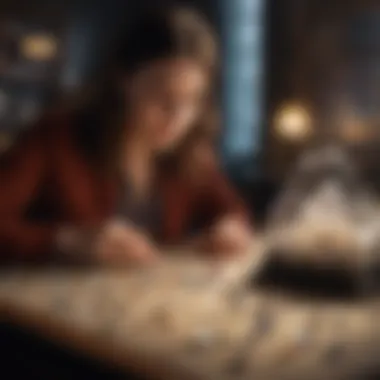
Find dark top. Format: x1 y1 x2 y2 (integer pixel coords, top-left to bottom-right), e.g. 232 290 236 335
115 180 162 239
0 111 248 262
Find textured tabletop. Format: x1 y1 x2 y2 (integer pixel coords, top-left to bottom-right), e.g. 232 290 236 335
0 242 379 380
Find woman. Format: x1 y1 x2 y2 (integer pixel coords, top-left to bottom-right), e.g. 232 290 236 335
0 6 252 265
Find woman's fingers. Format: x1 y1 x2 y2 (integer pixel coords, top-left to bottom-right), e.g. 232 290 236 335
95 223 159 266
206 218 252 256
127 238 159 263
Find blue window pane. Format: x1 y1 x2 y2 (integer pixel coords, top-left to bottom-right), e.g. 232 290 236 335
222 0 265 169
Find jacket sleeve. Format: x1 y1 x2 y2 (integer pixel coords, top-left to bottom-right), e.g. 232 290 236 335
178 141 251 228
197 167 250 225
0 125 57 262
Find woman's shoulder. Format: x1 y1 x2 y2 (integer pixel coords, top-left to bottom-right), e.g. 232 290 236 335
39 107 75 136
24 108 75 144
1 108 75 162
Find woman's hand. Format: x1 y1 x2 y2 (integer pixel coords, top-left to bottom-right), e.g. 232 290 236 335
197 216 252 257
55 220 159 266
95 221 158 266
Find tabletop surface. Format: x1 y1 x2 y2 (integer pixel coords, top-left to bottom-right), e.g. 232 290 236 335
0 241 379 380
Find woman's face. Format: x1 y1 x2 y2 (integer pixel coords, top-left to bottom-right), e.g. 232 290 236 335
127 58 209 152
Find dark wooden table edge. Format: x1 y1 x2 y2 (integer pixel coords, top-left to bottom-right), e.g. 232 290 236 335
0 302 200 380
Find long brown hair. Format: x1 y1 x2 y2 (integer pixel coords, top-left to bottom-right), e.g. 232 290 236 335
74 5 219 178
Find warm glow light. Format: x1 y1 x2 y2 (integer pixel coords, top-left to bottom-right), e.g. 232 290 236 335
340 118 373 144
274 104 312 142
20 34 58 61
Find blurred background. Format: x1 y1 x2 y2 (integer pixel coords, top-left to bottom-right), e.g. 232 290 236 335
1 0 380 210
2 1 380 378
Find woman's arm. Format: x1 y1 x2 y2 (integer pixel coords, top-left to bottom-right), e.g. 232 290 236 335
0 120 159 266
193 168 252 255
199 168 249 223
183 141 250 225
198 168 253 255
0 126 57 262
181 141 252 255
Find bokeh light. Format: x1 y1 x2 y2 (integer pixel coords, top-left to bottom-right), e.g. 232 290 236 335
274 103 313 143
20 33 58 62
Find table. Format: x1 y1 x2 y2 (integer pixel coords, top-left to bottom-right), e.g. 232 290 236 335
0 242 379 380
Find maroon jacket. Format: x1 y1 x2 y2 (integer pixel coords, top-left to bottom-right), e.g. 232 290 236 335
0 112 248 262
